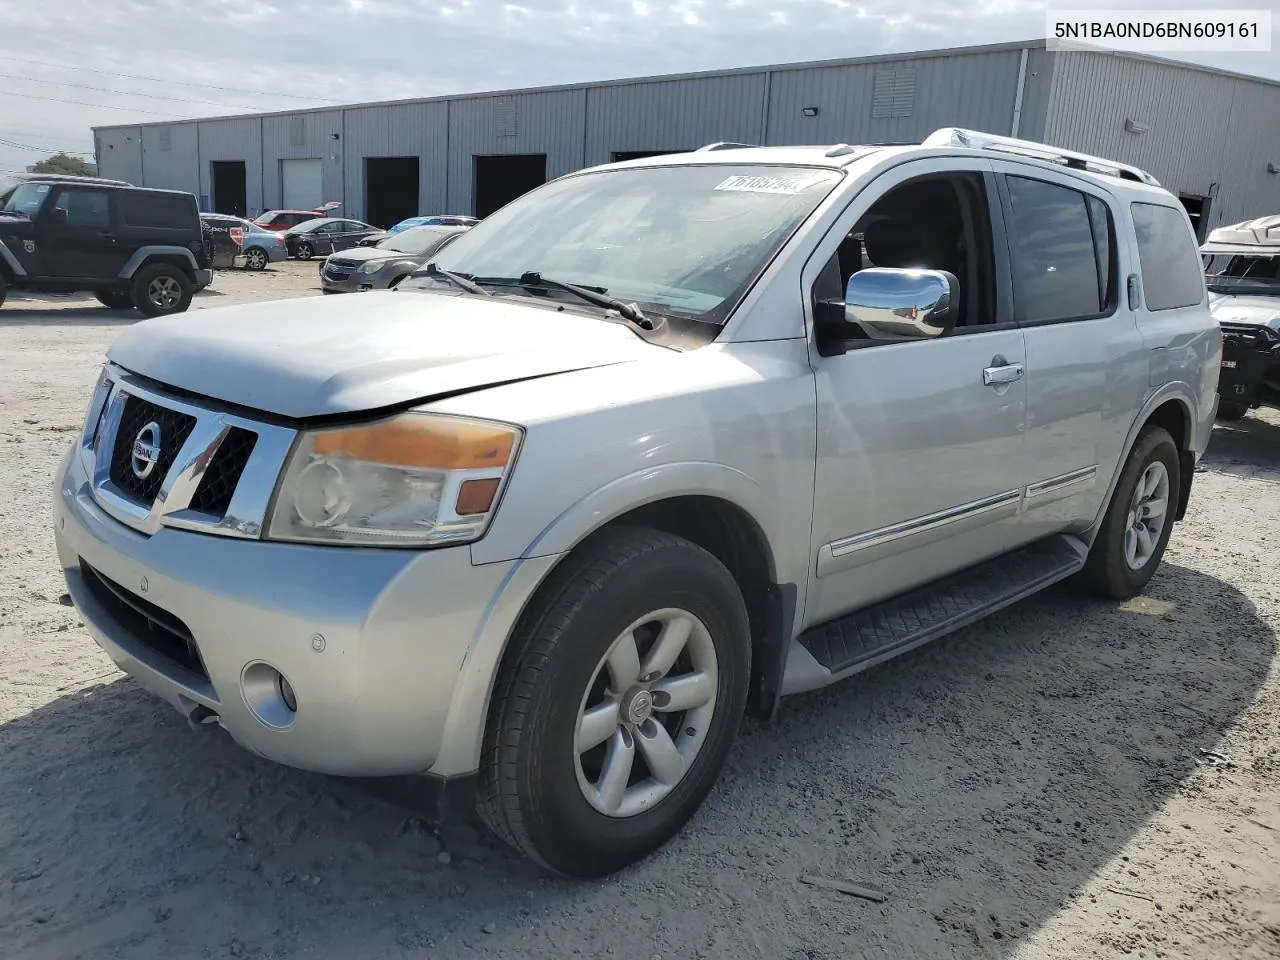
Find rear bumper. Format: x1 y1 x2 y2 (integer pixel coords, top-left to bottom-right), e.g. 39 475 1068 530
194 269 213 287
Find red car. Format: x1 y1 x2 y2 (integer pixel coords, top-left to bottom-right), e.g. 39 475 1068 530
252 209 327 234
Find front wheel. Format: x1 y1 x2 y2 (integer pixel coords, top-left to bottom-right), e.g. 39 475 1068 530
295 241 314 260
1078 425 1180 599
130 264 193 318
477 527 751 878
1216 399 1249 421
243 247 269 271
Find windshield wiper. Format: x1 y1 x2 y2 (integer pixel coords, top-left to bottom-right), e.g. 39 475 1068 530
484 271 654 329
408 262 491 296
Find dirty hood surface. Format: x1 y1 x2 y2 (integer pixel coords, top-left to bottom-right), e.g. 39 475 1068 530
107 290 656 419
1209 292 1280 331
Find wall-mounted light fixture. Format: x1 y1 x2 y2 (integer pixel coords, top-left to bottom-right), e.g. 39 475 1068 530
801 106 819 117
1268 162 1279 175
330 133 340 141
1124 118 1149 134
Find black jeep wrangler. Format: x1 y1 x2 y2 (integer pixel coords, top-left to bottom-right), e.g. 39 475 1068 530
0 178 214 317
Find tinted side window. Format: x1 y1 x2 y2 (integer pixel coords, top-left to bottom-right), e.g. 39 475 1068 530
54 188 110 229
1131 202 1206 310
1005 176 1106 323
119 193 196 229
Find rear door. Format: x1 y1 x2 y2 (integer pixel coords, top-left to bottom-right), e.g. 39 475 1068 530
201 216 240 267
991 161 1148 537
39 185 123 278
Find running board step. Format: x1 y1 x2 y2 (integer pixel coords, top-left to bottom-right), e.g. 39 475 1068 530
794 535 1087 681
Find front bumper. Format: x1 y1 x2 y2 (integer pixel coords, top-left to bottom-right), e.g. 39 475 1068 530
54 443 556 779
1219 328 1280 408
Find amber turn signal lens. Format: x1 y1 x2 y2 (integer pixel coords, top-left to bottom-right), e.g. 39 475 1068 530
311 415 516 470
456 477 501 515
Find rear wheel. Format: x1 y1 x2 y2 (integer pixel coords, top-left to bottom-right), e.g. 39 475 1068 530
477 527 751 878
0 273 6 308
1078 425 1180 599
243 247 268 271
1216 399 1249 421
130 264 193 318
94 289 134 310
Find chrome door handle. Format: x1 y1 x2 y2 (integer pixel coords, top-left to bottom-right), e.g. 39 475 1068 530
983 362 1024 386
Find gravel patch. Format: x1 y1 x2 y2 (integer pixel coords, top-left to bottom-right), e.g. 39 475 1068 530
2 266 1278 959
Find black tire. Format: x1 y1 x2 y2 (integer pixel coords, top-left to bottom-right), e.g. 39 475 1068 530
1078 425 1181 600
1216 399 1249 421
0 272 6 308
477 526 751 878
243 247 269 271
94 289 134 310
296 241 314 260
130 263 193 318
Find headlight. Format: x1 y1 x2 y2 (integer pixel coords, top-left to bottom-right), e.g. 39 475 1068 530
81 366 111 445
267 412 521 547
357 260 383 275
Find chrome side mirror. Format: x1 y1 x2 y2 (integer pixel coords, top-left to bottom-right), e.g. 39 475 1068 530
844 267 959 340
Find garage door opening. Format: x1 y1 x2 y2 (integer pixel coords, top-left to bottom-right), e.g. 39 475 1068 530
1179 193 1212 242
612 151 681 162
211 161 247 218
474 154 546 218
365 156 420 228
281 158 324 212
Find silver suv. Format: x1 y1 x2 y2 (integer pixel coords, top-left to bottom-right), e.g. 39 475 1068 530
54 128 1220 878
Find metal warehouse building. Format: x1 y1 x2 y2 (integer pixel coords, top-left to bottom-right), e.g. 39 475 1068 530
93 40 1280 239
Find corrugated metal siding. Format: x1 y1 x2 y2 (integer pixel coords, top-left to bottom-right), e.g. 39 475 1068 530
342 102 449 220
446 90 586 212
261 110 344 211
199 117 264 215
95 127 143 184
766 50 1026 144
139 123 198 194
1213 81 1280 227
583 74 767 166
1013 48 1055 141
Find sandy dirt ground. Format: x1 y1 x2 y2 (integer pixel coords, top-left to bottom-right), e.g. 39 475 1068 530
2 263 1278 959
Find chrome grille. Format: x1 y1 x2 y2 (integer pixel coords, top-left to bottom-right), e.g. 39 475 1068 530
83 369 297 540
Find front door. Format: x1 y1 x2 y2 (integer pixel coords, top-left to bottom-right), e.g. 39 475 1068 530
40 186 125 279
804 159 1032 626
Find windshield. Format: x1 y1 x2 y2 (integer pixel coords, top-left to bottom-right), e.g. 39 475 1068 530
1 182 51 217
380 227 454 254
1205 254 1280 295
401 164 843 324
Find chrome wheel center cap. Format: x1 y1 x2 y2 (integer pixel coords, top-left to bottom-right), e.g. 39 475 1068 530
623 688 654 726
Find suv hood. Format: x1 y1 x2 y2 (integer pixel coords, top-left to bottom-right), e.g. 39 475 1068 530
107 290 657 419
1208 292 1280 331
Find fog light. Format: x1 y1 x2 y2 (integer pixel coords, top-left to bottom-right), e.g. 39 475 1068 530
279 675 298 712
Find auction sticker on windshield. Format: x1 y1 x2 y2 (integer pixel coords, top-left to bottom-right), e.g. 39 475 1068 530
714 174 821 195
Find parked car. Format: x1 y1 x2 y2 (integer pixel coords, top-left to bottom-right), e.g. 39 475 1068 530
320 225 470 293
359 216 482 247
53 128 1218 879
201 213 288 271
253 209 327 234
284 217 381 259
0 178 212 315
1201 215 1280 420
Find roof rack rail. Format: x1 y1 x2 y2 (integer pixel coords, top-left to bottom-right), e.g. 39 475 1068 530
695 141 759 152
922 127 1161 187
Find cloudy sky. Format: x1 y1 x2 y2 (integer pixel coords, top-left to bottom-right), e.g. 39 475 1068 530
0 0 1275 176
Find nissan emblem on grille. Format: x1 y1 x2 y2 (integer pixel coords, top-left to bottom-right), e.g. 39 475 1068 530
131 422 162 479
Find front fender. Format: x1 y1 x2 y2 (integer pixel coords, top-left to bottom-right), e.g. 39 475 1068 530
520 460 777 574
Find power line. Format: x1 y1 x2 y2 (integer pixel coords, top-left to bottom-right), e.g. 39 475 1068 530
0 71 271 111
0 89 181 117
0 136 93 156
0 55 344 104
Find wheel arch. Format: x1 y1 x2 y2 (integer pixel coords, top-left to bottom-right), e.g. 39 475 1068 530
432 484 796 778
118 246 198 280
